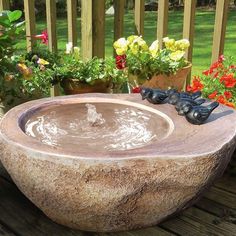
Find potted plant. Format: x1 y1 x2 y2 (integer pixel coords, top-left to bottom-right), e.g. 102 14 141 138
54 45 127 94
187 55 236 109
113 35 191 92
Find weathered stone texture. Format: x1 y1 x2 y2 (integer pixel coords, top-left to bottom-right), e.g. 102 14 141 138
0 94 236 232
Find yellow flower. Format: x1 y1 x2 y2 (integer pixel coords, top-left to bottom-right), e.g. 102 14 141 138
127 35 139 44
175 39 190 51
37 58 49 65
163 37 176 51
149 40 159 57
17 63 32 79
130 44 139 55
170 50 185 61
133 36 148 51
113 38 128 55
128 36 148 55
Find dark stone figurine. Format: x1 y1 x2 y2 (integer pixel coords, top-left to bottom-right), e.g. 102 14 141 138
140 87 168 104
168 91 202 105
176 98 206 115
182 101 219 125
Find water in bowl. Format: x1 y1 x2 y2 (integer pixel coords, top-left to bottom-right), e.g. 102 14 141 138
24 103 170 151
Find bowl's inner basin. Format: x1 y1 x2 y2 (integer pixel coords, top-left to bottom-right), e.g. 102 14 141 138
22 102 172 152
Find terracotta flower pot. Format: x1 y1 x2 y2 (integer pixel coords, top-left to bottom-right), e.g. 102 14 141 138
129 64 192 92
60 78 112 95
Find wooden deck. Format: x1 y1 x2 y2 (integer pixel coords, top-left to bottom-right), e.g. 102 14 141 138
0 152 236 236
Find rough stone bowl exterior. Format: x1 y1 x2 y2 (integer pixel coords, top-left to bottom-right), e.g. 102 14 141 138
0 94 236 232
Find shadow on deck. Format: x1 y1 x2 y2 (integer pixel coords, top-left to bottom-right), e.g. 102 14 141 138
0 151 236 236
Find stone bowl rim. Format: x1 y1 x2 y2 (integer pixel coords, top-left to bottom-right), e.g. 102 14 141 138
1 93 236 162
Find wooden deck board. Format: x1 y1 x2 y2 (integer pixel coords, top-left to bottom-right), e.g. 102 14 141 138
196 197 236 222
0 154 235 235
0 178 86 236
215 175 236 194
0 224 17 236
204 187 236 210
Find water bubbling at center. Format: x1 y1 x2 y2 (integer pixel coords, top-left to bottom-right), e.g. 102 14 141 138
85 104 105 127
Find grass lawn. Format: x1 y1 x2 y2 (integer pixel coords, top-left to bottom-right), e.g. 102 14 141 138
16 9 236 76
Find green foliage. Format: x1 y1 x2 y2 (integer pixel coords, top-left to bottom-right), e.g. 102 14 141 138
149 49 188 76
0 10 24 76
25 47 60 69
54 53 127 89
127 49 188 81
1 49 55 108
0 10 26 108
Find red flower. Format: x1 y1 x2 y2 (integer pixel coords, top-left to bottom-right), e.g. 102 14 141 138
132 86 141 93
188 76 204 92
208 91 218 99
115 55 126 70
202 69 211 76
217 95 226 105
220 73 236 88
211 61 221 70
229 65 236 69
224 91 232 99
33 30 48 45
213 72 219 78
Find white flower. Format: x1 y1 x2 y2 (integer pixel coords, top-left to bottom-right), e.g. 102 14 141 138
66 42 73 54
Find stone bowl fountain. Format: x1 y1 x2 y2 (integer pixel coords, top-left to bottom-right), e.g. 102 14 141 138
0 93 236 232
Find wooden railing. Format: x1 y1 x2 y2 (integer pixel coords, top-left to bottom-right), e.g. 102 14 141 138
0 0 230 91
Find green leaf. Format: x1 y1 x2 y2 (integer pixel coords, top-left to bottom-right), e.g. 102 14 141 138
7 10 22 23
0 14 10 27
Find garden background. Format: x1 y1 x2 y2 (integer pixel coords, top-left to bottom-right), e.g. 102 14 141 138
9 0 236 75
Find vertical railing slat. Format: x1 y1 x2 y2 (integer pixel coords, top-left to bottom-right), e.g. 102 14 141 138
92 0 105 58
46 0 57 52
67 0 77 47
114 0 125 41
157 0 169 48
183 0 196 62
81 0 92 60
211 0 229 63
46 0 59 96
134 0 144 36
0 0 10 11
183 0 196 87
24 0 36 52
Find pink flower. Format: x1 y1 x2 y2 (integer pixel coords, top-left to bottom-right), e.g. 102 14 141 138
218 55 225 63
33 30 48 45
